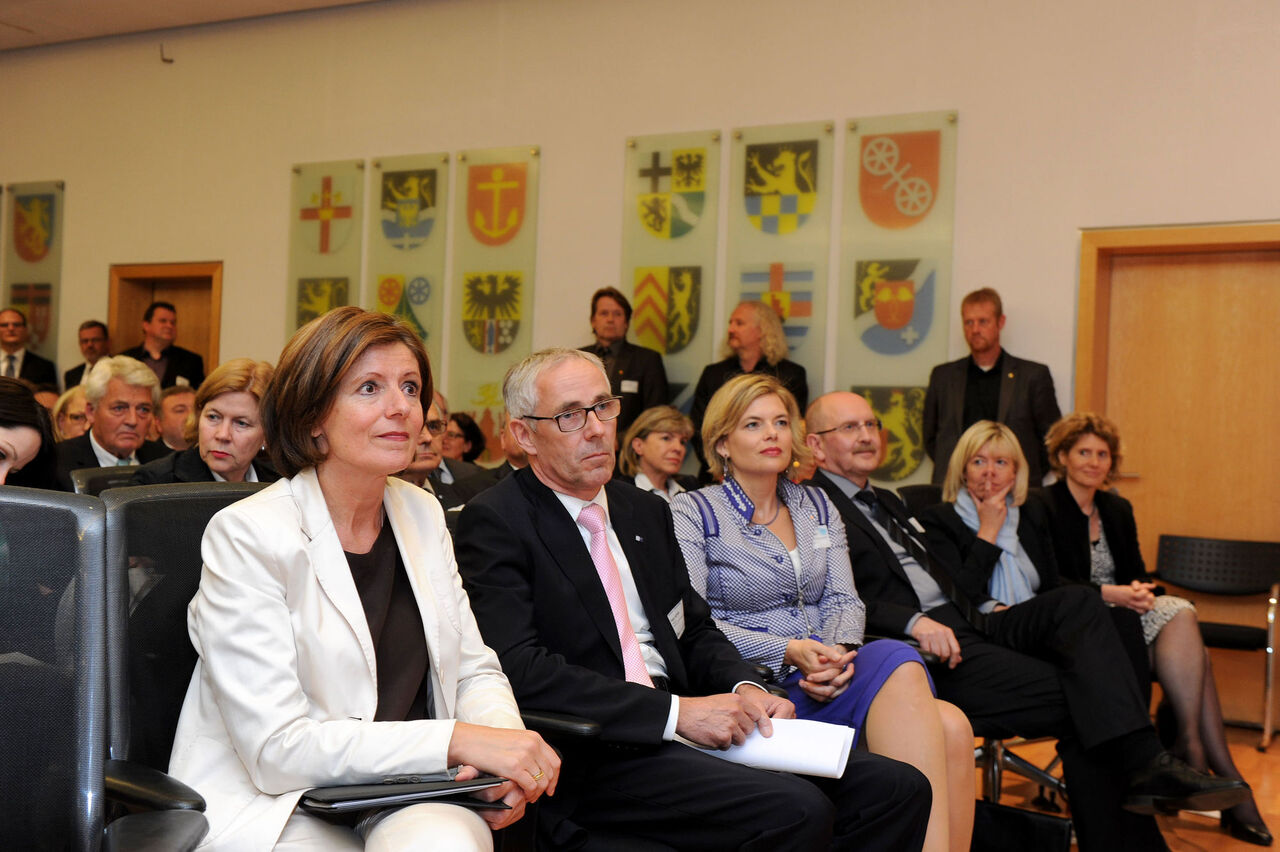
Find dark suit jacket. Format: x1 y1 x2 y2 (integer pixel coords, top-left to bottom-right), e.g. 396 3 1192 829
54 433 171 491
922 351 1060 484
12 350 58 388
580 339 670 436
1034 480 1149 587
119 344 205 388
455 469 762 744
690 356 808 472
429 457 487 507
64 362 89 388
130 446 280 486
808 470 933 637
918 499 1061 608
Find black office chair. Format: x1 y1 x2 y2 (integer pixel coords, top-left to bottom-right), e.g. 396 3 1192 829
897 483 942 517
0 484 206 850
1155 534 1280 750
71 465 141 496
101 482 267 775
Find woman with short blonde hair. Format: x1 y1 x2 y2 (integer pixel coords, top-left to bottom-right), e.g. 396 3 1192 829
618 405 695 501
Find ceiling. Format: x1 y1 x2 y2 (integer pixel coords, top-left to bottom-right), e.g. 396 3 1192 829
0 0 381 52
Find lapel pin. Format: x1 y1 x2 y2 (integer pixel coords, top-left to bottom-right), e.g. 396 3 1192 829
635 535 644 542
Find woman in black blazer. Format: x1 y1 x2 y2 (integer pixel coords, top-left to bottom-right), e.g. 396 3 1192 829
1036 413 1268 845
132 358 279 486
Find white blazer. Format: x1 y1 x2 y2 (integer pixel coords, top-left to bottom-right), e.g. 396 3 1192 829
169 468 523 850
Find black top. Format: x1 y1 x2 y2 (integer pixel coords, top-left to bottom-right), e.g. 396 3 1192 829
1033 480 1150 588
345 522 433 722
962 351 1004 428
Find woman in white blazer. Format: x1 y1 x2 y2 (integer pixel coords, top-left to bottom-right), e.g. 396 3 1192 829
169 308 559 850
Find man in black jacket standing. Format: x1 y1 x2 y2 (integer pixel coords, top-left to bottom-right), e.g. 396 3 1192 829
120 301 204 389
579 286 669 438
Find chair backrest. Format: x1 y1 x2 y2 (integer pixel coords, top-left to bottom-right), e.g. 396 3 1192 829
1155 534 1280 596
102 482 267 772
897 483 943 518
71 465 141 496
0 485 108 849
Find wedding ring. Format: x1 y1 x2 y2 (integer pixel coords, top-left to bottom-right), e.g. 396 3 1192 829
532 769 545 780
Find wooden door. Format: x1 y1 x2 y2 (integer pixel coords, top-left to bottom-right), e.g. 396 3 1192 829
1076 224 1280 725
109 262 222 368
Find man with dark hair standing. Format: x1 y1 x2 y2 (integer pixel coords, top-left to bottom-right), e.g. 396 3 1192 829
64 319 111 388
922 288 1060 484
579 286 669 437
456 348 931 851
120 301 205 388
0 307 58 388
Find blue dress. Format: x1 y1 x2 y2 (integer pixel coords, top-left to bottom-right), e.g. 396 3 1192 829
673 476 931 745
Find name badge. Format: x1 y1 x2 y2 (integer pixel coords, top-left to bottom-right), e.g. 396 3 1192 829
812 525 832 549
667 600 686 638
620 379 640 394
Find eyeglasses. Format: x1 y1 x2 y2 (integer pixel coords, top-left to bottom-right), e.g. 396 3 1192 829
424 419 447 436
811 419 882 437
523 396 623 433
0 322 26 329
444 430 466 441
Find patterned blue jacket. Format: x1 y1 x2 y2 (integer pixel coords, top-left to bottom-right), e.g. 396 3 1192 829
672 477 866 680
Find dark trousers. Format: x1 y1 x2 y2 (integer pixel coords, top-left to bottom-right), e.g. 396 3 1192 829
926 588 1168 851
543 741 930 851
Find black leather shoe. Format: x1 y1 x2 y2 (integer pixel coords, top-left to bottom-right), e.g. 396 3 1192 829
1223 808 1274 847
1123 752 1250 815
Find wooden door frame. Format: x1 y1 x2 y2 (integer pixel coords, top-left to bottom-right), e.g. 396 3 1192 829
1075 222 1280 412
108 261 222 366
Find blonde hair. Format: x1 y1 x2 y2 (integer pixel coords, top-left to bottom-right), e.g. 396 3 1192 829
1045 412 1122 485
701 373 810 481
184 358 275 446
941 420 1029 506
619 405 693 477
722 301 789 366
51 385 86 442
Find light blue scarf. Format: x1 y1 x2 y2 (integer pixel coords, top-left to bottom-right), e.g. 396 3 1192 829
955 489 1040 606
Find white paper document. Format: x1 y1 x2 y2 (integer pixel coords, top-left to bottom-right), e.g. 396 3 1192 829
676 718 854 778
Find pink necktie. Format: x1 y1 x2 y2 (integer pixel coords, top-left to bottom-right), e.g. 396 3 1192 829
577 503 654 687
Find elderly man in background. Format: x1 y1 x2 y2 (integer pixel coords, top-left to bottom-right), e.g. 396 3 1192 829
54 355 168 490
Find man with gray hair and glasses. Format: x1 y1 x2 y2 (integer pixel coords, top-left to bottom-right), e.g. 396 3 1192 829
455 347 930 851
53 355 169 491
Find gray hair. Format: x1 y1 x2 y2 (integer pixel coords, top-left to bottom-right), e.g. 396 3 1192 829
83 355 161 406
503 348 608 421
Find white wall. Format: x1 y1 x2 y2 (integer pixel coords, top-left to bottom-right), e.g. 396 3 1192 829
3 0 1278 404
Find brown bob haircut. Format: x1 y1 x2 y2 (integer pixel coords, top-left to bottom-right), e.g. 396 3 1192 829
183 358 276 447
261 307 432 478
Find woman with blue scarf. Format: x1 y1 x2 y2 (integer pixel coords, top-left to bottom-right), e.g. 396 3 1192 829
917 420 1062 621
673 373 974 852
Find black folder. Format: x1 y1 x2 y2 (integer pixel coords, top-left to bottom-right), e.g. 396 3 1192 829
300 775 509 814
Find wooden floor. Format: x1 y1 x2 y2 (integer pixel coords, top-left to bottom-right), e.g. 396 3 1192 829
991 727 1278 850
